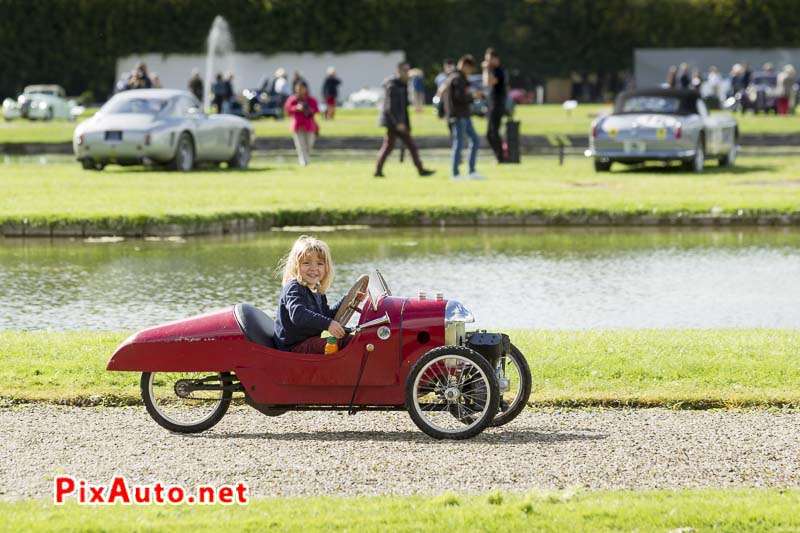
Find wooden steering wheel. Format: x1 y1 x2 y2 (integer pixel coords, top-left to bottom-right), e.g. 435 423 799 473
332 274 370 326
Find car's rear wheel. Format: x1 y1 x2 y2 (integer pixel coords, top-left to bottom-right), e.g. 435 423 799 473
594 158 612 172
81 159 104 171
683 137 705 173
228 130 251 169
405 346 499 440
169 132 195 172
718 142 737 167
141 371 232 433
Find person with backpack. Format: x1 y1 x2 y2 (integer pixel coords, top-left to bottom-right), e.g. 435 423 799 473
442 55 485 180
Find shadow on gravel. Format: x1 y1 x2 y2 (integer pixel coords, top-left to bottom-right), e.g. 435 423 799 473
192 429 608 444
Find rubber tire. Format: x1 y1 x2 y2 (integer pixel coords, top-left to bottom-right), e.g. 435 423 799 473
594 159 611 172
169 132 195 172
227 130 251 169
718 142 737 167
405 346 499 440
683 137 705 173
140 371 232 433
490 343 532 427
81 159 104 171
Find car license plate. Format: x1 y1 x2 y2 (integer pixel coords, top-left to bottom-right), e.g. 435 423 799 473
623 141 646 153
105 131 123 141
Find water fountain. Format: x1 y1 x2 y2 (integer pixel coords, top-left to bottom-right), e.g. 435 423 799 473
203 16 235 112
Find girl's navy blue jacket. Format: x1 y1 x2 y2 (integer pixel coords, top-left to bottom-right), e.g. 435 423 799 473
274 280 345 351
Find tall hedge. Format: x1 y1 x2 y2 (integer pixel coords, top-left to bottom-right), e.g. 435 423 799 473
1 0 800 99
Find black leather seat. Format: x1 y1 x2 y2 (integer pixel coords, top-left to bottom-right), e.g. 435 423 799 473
234 303 276 349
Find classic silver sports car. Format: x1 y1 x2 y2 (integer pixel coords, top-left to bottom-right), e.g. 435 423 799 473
73 89 255 171
587 89 738 173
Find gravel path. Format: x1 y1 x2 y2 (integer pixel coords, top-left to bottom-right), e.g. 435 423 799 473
2 406 799 500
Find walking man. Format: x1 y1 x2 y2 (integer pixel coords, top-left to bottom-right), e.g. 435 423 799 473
374 62 436 178
483 48 507 163
442 55 485 180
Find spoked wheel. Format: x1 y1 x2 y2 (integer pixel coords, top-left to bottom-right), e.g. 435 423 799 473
140 371 232 433
405 346 499 440
491 343 532 427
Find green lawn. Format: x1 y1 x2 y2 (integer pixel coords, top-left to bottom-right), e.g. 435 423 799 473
2 104 800 143
1 157 799 230
2 489 798 532
2 329 798 407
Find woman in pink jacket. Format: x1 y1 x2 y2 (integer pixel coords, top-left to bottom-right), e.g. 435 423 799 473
284 80 319 166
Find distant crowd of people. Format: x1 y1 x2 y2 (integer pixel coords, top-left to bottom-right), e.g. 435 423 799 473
664 61 797 114
374 47 510 180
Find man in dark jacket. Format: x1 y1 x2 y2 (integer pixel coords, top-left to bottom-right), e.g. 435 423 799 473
442 54 485 180
483 48 507 163
374 62 435 178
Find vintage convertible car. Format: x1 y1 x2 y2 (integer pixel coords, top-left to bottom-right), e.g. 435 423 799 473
2 84 83 121
73 89 255 171
587 88 738 173
107 270 532 440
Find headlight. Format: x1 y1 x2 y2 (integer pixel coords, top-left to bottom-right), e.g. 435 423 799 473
444 300 474 346
445 300 475 323
38 102 48 110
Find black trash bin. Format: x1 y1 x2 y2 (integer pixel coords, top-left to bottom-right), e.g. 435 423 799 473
505 120 521 163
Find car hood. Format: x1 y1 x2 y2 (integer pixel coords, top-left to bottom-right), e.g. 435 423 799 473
602 114 683 129
85 113 162 131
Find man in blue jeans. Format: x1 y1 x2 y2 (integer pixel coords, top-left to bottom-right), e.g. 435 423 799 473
441 55 486 180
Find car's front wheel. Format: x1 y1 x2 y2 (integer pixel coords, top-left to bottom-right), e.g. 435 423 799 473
169 132 195 172
491 343 532 427
405 346 499 440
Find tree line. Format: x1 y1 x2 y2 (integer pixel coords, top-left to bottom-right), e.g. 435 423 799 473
1 0 799 99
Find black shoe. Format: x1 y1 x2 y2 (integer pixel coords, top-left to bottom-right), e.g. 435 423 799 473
373 171 385 178
418 168 436 177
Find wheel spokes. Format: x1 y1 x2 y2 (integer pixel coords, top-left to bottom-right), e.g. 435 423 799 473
413 355 492 433
149 372 224 427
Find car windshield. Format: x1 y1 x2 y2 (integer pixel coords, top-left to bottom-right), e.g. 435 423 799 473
619 96 681 114
103 97 169 115
367 270 391 310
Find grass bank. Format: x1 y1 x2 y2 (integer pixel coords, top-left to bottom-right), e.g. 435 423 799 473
2 329 798 407
2 104 800 144
2 157 799 235
2 489 798 532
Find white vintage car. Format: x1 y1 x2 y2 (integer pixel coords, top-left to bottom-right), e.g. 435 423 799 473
3 85 84 121
73 89 255 171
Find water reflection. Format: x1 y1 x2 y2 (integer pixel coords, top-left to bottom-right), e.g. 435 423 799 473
1 227 799 331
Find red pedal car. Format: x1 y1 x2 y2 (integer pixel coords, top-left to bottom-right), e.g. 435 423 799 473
107 271 532 440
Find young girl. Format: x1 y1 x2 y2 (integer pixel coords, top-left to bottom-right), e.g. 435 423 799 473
274 236 349 354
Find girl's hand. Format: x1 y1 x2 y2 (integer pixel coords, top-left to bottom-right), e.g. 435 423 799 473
328 320 346 339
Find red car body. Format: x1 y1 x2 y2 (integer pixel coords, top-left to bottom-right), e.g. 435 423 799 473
108 294 446 407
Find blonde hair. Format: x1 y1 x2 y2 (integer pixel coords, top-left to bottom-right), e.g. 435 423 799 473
278 235 335 294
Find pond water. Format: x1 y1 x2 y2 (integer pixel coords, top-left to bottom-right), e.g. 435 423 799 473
1 227 799 331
